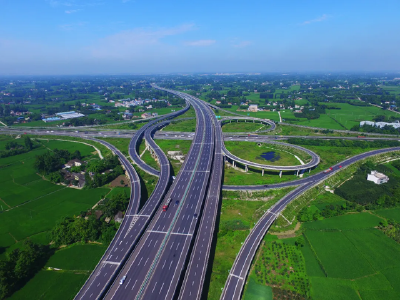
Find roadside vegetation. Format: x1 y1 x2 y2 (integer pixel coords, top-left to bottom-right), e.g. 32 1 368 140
0 135 132 299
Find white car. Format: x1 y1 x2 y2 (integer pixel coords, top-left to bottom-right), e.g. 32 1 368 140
119 276 127 285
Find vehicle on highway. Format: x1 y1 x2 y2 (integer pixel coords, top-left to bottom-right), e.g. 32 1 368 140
324 167 333 173
172 176 176 180
358 136 366 138
75 131 79 133
119 276 126 285
248 134 258 137
163 197 172 212
339 165 342 168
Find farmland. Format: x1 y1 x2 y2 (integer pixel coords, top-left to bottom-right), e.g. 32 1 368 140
247 210 400 300
207 188 293 300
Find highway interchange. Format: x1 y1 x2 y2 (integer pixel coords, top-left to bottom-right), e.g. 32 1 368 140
2 87 400 300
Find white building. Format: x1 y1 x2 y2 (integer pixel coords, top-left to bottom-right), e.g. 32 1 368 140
367 171 389 185
248 104 258 112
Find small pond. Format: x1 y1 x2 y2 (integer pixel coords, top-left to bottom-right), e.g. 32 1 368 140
259 151 281 162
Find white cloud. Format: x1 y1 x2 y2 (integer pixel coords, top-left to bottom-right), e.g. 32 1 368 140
183 39 216 47
301 14 330 25
59 21 87 31
233 41 252 48
65 9 81 13
88 24 195 59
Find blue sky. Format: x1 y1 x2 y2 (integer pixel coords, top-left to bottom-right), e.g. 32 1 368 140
1 0 399 75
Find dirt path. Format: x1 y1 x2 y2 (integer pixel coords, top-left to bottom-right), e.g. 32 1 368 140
270 222 301 239
35 138 104 159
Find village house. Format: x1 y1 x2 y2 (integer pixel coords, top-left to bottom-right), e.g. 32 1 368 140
367 171 389 185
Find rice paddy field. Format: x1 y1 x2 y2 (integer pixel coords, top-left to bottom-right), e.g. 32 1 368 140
246 210 400 300
0 136 110 259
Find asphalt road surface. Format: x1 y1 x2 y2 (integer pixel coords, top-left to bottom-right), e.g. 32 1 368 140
75 103 190 300
104 87 215 300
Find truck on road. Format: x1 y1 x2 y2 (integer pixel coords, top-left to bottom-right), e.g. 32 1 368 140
163 198 172 212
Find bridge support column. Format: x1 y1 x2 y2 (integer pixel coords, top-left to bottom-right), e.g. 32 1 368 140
262 169 264 176
232 160 235 168
230 119 231 123
279 170 282 178
245 165 248 172
297 170 299 176
253 119 255 123
309 168 311 173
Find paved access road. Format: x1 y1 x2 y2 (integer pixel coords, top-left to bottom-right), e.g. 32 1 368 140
220 146 400 300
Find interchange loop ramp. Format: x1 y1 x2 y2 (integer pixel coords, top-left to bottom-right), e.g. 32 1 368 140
222 139 320 171
220 146 400 300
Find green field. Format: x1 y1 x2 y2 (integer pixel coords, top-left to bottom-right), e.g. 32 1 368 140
156 139 192 175
45 244 107 270
222 121 268 133
302 213 400 299
0 137 110 258
9 270 88 300
374 207 400 223
164 118 196 132
224 141 308 167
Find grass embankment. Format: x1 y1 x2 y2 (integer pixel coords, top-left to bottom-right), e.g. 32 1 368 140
222 121 268 133
164 119 196 132
207 188 294 300
156 139 192 175
225 141 309 166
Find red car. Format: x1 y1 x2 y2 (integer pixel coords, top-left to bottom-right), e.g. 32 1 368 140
339 165 342 168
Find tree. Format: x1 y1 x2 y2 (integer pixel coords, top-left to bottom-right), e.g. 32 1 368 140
24 136 33 150
120 179 125 186
295 236 305 248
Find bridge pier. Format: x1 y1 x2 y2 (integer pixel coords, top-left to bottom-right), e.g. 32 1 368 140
279 170 282 178
309 168 311 173
245 165 248 172
232 160 235 167
296 170 299 176
262 169 264 176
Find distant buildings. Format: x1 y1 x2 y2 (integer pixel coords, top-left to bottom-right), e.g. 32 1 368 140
367 171 389 185
43 111 85 122
360 121 400 129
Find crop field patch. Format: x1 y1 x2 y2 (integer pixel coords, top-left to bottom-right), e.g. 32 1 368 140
243 276 273 300
359 289 399 300
8 270 88 300
45 244 107 270
300 237 325 277
354 273 393 291
309 277 360 300
251 240 309 297
374 207 400 223
302 212 381 231
381 267 400 294
305 230 374 279
0 187 108 243
343 229 400 270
